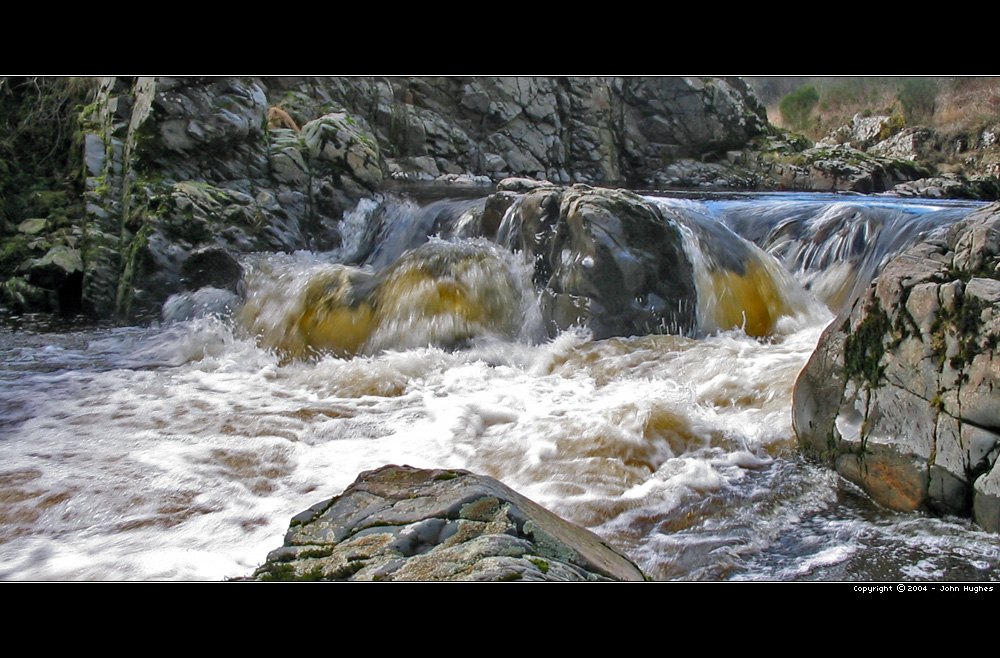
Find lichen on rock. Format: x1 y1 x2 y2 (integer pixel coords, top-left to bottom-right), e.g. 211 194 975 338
794 202 1000 530
248 464 646 582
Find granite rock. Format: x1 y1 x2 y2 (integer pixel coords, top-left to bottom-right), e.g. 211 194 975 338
794 202 1000 530
250 464 646 582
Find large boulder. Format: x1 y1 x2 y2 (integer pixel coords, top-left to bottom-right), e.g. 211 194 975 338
499 185 699 338
793 202 1000 530
249 465 646 582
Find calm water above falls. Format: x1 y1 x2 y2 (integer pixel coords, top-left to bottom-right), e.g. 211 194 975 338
1 192 998 581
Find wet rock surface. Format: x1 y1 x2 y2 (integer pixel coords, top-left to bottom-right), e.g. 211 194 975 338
498 185 698 339
249 464 646 582
794 202 1000 530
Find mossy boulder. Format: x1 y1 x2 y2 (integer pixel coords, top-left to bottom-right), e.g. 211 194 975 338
794 202 1000 529
301 111 383 195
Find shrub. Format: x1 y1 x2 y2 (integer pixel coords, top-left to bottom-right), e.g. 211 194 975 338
819 77 892 113
898 77 938 125
780 84 820 132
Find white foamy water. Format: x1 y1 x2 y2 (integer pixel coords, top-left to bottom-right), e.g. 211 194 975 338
4 311 993 581
2 192 998 581
0 309 834 580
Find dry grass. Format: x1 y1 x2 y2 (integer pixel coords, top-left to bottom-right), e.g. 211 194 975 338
755 76 1000 141
934 77 1000 136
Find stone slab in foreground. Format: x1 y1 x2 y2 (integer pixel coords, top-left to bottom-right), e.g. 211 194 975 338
250 465 646 582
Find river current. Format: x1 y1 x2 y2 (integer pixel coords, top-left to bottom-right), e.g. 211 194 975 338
2 191 998 581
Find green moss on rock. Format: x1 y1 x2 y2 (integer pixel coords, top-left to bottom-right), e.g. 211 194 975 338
843 303 891 387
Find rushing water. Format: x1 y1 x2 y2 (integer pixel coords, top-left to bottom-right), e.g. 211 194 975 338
1 192 998 581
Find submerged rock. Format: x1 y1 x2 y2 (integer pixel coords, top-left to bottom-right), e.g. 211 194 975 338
180 246 243 293
250 464 646 582
794 202 1000 530
238 240 532 359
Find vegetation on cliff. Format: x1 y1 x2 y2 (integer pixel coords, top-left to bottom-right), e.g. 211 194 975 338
751 76 1000 181
0 77 98 313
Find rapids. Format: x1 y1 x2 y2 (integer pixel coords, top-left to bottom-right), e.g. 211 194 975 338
1 191 998 581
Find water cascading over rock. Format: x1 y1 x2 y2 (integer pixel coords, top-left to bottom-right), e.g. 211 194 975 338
234 185 821 360
238 239 539 359
653 201 814 338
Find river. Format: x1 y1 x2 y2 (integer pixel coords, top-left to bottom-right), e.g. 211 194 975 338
1 191 998 581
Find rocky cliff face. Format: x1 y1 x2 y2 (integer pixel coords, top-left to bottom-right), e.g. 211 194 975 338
265 76 771 186
41 75 769 322
80 77 376 321
793 202 1000 531
7 76 988 327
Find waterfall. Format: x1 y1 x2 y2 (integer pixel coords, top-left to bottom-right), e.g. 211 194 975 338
682 193 977 313
1 191 995 582
237 238 542 359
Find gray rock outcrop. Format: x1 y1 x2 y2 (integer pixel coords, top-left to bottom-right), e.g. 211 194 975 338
890 175 1000 200
818 113 898 151
762 143 928 194
249 464 646 582
266 76 771 188
807 112 999 199
793 202 1000 530
65 76 771 322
